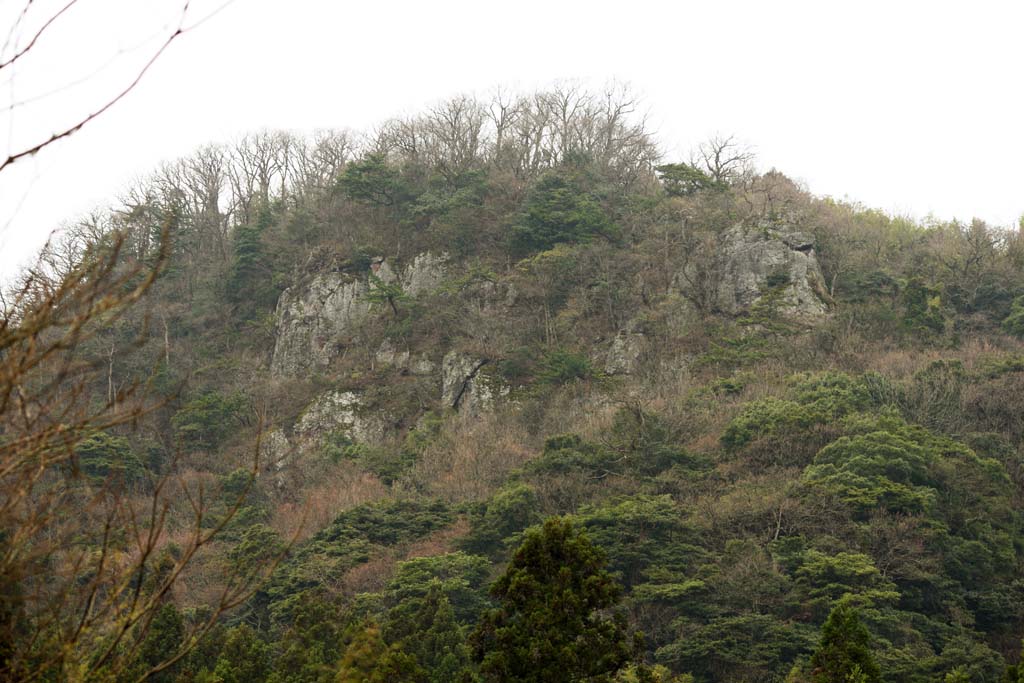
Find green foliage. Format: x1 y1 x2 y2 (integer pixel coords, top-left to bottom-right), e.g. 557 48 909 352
512 170 616 253
525 420 705 497
172 390 247 452
470 517 636 682
793 550 898 614
365 274 409 317
901 359 965 433
73 431 145 482
395 583 472 683
264 500 454 623
227 205 278 321
380 552 492 627
461 483 543 556
808 602 881 683
720 371 886 453
803 429 937 515
580 495 703 589
721 397 817 451
266 594 348 683
655 163 723 197
656 614 816 682
33 96 1024 683
1001 295 1024 338
228 523 286 579
537 348 601 385
902 277 946 334
336 621 426 683
211 624 272 683
338 154 414 207
131 603 184 682
606 406 705 476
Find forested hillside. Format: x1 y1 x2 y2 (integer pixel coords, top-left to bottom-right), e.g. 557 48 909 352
4 87 1024 682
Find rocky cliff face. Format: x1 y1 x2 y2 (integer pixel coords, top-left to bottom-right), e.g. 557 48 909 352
294 389 386 444
705 223 832 318
271 254 449 376
441 351 509 415
270 272 375 375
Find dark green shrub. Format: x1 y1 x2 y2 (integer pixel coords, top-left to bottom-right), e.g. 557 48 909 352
469 517 635 682
537 349 599 385
902 277 946 334
73 431 145 482
655 163 723 197
1001 295 1024 338
338 154 414 207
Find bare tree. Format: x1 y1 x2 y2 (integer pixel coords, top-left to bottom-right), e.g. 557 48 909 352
0 1 219 174
0 224 281 682
0 6 283 679
693 134 755 185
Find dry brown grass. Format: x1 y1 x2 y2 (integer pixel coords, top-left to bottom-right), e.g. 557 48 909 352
410 410 535 503
270 460 390 543
336 517 470 598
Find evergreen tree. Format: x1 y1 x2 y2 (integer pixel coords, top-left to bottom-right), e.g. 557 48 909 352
654 163 723 197
226 205 276 320
470 517 635 683
809 602 881 683
211 624 272 683
511 170 615 254
336 621 426 683
405 583 471 683
129 604 184 682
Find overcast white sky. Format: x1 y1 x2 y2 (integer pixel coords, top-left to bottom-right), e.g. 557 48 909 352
1 0 1022 278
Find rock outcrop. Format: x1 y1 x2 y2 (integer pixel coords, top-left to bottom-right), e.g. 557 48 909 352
271 253 449 376
706 223 832 318
441 351 508 415
259 429 292 471
604 330 645 375
270 273 375 375
294 389 386 445
401 252 449 296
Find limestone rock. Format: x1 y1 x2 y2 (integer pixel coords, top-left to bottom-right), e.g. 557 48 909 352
375 339 410 368
441 351 507 415
260 429 292 471
401 252 449 296
605 331 645 375
270 273 374 375
294 389 385 445
409 356 437 375
707 223 831 318
271 253 450 376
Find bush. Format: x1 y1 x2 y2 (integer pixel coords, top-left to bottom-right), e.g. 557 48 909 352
73 431 145 482
1001 295 1024 338
537 349 600 385
902 277 946 334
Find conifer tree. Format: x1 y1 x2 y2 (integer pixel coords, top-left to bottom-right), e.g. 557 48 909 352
336 621 426 683
226 205 275 320
406 583 471 683
809 602 881 683
470 517 635 683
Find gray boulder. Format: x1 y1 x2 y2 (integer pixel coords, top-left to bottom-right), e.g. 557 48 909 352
270 273 375 375
294 389 386 445
706 223 832 318
401 252 449 296
604 331 645 375
441 351 508 415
